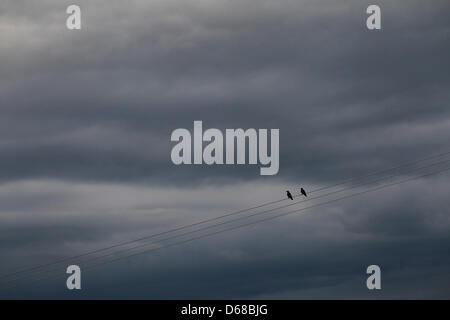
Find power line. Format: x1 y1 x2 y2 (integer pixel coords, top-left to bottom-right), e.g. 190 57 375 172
308 150 450 193
2 150 450 281
5 156 450 285
4 157 450 284
3 163 450 290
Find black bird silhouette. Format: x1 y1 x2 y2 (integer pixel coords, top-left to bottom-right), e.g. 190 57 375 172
300 188 307 197
286 190 293 200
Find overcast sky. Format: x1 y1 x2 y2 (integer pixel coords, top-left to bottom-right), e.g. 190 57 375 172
0 0 449 299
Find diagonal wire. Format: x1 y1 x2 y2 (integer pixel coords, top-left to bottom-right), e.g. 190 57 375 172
2 149 450 281
3 163 450 290
5 156 450 284
3 157 450 284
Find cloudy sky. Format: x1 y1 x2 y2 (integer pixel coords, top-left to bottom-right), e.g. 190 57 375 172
0 0 449 299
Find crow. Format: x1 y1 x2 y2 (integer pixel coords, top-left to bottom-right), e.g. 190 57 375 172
300 188 307 197
286 190 293 200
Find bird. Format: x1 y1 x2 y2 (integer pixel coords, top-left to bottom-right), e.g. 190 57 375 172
300 188 307 197
286 190 293 200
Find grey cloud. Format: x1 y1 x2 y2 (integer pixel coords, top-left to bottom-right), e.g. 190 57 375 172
0 0 449 299
1 178 450 298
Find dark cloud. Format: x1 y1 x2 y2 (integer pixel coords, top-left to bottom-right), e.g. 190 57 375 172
0 0 449 184
0 0 449 298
